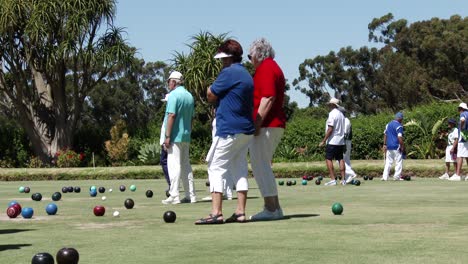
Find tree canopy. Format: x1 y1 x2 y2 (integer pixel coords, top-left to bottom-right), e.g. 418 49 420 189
0 0 134 162
294 14 467 114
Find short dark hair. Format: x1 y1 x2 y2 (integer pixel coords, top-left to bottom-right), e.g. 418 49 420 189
217 39 243 63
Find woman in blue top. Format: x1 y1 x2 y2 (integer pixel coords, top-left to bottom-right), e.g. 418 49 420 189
195 39 254 224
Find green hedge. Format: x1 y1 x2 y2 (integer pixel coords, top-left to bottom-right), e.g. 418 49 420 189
275 102 458 162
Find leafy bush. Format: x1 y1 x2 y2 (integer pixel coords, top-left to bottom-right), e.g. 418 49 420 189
28 156 45 168
105 120 130 165
56 149 82 168
137 142 161 165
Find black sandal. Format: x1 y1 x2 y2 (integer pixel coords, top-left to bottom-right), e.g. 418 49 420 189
194 214 224 225
225 213 247 223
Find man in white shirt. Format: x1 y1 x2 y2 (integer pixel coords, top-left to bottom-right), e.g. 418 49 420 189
319 98 346 186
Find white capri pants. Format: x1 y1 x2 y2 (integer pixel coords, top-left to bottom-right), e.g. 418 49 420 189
250 127 284 197
445 145 456 162
167 142 196 199
208 133 253 193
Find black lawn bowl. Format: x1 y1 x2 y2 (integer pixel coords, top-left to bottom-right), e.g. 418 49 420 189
56 247 79 264
31 252 55 264
52 192 62 202
163 210 176 223
146 190 153 198
124 198 135 209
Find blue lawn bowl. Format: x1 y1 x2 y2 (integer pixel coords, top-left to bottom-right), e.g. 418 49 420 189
21 207 34 219
301 179 308 185
89 189 97 197
45 203 58 215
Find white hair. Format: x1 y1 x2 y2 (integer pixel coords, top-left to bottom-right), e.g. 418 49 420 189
249 38 275 62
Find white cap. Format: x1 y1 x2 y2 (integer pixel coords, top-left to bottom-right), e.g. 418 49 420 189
328 98 341 107
168 71 183 81
458 103 468 110
214 52 232 59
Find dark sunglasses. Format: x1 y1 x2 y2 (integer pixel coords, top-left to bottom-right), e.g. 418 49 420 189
248 55 252 60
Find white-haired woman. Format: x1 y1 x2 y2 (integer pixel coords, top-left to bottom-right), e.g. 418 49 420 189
248 38 287 221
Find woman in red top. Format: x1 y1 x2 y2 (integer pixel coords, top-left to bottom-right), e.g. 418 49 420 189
248 38 287 221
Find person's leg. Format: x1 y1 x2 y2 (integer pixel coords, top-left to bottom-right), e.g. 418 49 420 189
250 128 284 212
179 142 196 202
394 150 403 179
326 159 335 180
382 150 394 180
228 134 251 216
163 144 182 204
197 134 250 222
344 140 357 182
160 147 170 187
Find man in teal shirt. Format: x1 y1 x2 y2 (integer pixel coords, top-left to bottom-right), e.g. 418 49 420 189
162 71 197 204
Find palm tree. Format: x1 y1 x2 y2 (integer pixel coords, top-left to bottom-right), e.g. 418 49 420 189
171 31 229 120
405 116 446 159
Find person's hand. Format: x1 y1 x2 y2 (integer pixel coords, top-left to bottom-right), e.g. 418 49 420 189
163 138 171 150
319 140 325 147
450 146 456 154
382 145 387 151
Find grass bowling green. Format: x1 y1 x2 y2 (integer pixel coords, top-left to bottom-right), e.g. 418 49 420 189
2 177 468 263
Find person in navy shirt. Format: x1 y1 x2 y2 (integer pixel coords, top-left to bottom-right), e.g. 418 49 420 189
195 39 254 224
449 103 468 181
382 112 405 181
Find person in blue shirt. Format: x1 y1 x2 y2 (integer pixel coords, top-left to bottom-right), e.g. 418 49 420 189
382 112 405 181
161 71 197 205
195 39 254 224
449 103 468 181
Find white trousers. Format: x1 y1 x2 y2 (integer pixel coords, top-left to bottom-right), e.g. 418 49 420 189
167 142 196 199
382 149 403 180
208 133 252 193
343 140 356 177
250 128 284 197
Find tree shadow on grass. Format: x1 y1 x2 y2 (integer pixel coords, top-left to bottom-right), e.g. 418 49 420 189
0 244 32 251
0 229 35 235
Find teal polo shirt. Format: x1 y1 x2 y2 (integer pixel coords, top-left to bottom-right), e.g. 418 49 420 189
164 86 194 143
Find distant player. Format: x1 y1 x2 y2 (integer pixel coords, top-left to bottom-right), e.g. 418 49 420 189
439 118 458 180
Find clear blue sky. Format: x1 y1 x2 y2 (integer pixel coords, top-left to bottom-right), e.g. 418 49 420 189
115 0 467 108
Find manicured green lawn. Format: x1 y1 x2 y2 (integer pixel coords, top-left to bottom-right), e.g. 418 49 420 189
1 177 468 263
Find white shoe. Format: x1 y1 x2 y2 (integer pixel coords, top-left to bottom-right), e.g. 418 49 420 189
346 174 357 184
201 196 212 201
449 174 461 181
381 177 388 181
393 176 404 181
161 196 180 205
325 180 337 186
341 180 347 186
465 176 468 181
439 173 450 180
249 207 283 221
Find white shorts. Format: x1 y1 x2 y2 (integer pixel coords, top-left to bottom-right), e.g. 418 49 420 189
457 142 468 158
445 145 456 162
208 133 253 193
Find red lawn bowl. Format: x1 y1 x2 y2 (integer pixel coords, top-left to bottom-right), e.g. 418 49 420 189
93 205 105 216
